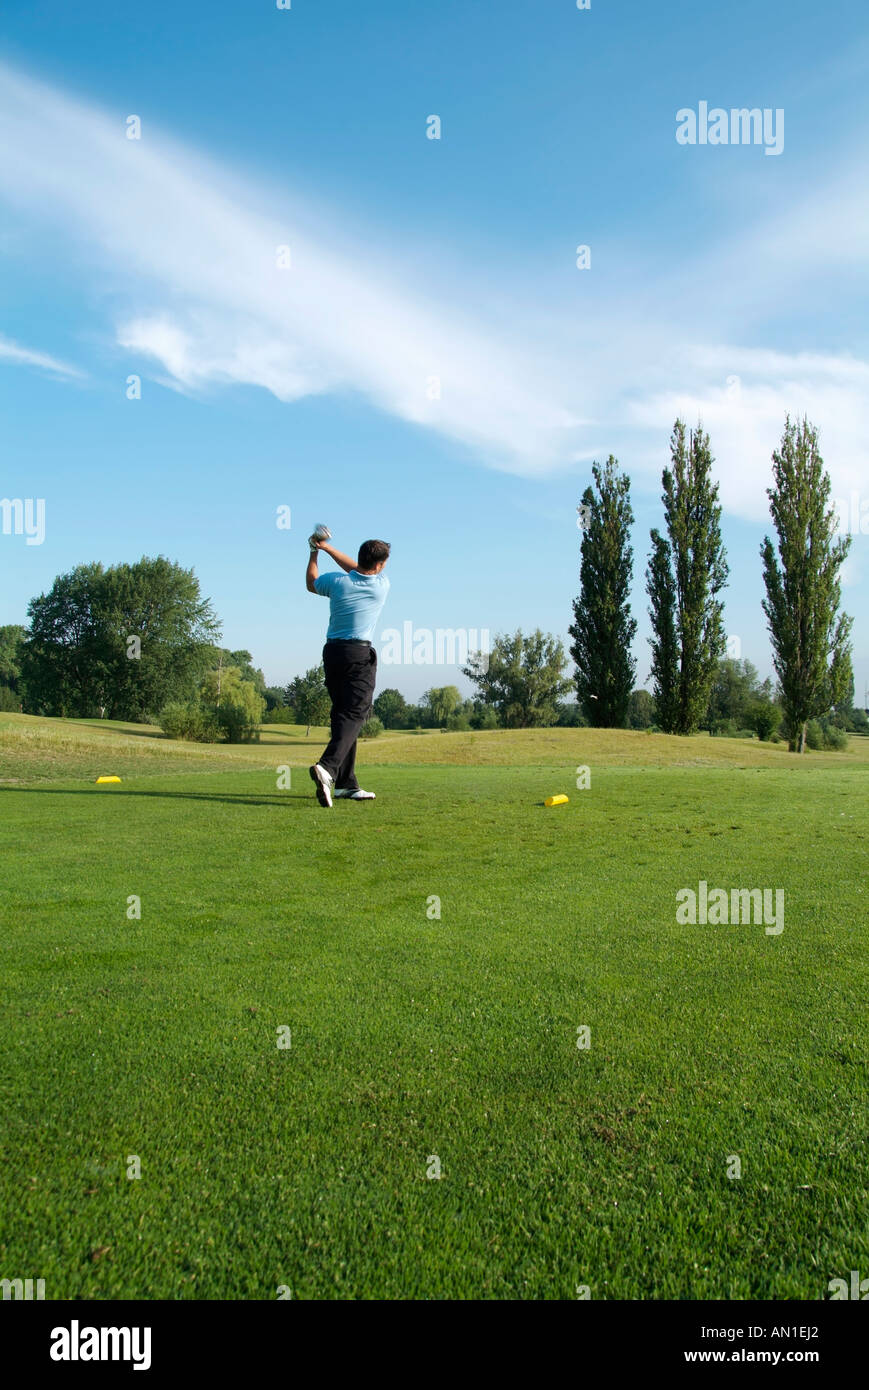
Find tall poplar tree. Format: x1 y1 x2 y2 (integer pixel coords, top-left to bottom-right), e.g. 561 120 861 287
647 420 728 734
760 417 853 753
569 456 637 726
646 530 679 731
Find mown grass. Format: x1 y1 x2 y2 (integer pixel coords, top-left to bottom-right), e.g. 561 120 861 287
0 716 866 1299
2 710 867 783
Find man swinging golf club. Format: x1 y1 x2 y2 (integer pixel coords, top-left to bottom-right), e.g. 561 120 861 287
306 528 391 807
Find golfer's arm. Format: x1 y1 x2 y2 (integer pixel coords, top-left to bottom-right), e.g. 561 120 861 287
306 551 319 593
319 542 358 574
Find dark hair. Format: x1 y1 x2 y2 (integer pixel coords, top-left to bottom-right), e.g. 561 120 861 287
358 539 390 570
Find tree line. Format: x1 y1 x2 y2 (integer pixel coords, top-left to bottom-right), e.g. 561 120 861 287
568 415 856 753
0 556 269 742
270 415 859 753
0 415 859 751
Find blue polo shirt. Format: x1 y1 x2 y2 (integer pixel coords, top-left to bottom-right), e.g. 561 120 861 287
314 570 390 642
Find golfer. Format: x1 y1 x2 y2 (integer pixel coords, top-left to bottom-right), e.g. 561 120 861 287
306 536 391 807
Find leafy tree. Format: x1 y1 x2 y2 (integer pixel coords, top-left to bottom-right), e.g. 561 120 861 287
422 686 462 728
825 668 869 733
100 557 221 720
462 629 572 728
287 666 331 735
569 456 637 726
831 672 856 729
200 666 264 742
373 688 409 729
705 658 763 729
646 532 679 733
627 689 655 729
213 649 266 695
760 418 853 753
264 685 288 712
0 625 26 694
21 563 111 716
22 557 219 719
647 421 728 733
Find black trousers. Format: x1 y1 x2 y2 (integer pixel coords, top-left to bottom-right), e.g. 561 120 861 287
319 641 377 790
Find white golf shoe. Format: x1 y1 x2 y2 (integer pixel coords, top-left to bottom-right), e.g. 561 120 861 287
309 763 334 808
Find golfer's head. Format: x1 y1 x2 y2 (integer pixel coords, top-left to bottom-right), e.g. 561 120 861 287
358 539 390 574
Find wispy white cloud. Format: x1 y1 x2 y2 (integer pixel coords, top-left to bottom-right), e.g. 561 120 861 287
0 333 82 378
625 346 869 521
0 62 583 472
0 59 867 520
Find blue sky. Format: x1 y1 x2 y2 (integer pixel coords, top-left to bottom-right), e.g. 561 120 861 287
1 0 867 702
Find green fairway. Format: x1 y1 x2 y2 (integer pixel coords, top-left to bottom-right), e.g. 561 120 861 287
1 720 867 1299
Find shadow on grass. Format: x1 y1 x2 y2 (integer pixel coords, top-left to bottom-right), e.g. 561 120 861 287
0 786 318 809
62 722 169 739
50 721 323 748
61 725 320 747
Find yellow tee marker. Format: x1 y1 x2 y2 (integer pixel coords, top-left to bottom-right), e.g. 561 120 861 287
95 776 122 784
544 794 569 807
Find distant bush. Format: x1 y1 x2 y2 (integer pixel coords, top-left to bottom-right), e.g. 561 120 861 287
628 689 656 730
776 713 850 751
712 720 756 740
359 716 383 738
0 685 19 712
470 706 500 730
262 706 296 724
372 688 408 729
805 718 848 751
217 706 261 743
447 712 472 731
823 724 849 750
555 702 589 728
805 720 824 750
161 694 264 743
159 701 218 742
746 698 782 742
